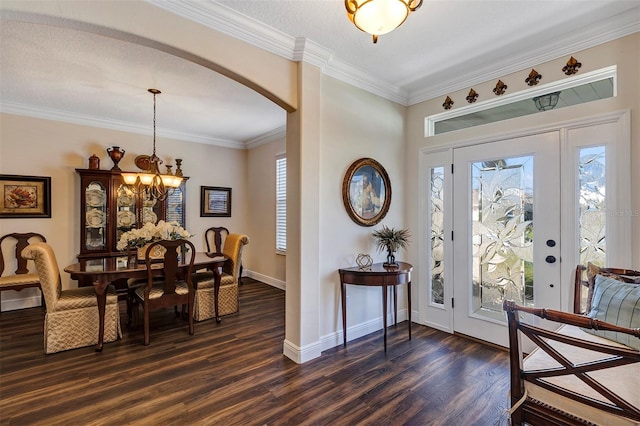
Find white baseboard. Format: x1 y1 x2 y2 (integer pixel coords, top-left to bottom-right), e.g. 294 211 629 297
320 309 409 352
244 270 285 290
283 338 322 364
1 293 42 312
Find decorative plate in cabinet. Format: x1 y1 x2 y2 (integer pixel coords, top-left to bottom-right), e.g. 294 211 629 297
86 209 106 228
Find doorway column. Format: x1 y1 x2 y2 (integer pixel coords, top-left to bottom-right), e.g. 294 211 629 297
284 61 322 363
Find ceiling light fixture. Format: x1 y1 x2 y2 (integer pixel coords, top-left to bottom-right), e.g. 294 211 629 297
122 89 183 202
533 91 561 111
345 0 422 43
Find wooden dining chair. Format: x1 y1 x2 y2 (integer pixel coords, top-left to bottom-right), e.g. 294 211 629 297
203 227 243 284
0 232 46 311
132 239 196 345
204 226 229 253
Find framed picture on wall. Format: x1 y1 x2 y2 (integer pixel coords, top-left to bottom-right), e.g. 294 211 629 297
341 158 391 227
0 174 52 218
200 186 231 217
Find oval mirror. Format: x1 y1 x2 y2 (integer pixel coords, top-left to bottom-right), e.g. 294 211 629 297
342 158 391 227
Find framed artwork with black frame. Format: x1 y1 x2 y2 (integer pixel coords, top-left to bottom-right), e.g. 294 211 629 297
0 174 52 219
200 186 231 217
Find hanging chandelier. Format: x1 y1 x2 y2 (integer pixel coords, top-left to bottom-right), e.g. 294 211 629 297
122 89 183 202
345 0 422 43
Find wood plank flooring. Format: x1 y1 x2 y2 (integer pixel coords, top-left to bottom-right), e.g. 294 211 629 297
0 278 511 425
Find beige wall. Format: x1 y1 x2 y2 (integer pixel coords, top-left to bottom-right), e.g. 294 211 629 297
0 113 249 310
318 76 407 346
246 137 286 287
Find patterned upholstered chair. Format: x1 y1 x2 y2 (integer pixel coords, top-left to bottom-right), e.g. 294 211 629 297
193 233 249 321
21 242 121 354
0 232 47 311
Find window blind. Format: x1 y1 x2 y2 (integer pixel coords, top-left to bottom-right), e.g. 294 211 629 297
276 155 287 253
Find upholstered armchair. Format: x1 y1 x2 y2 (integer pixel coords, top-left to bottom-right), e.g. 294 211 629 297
193 233 249 321
21 242 121 354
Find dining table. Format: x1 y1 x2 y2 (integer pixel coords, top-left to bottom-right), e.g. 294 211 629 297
64 252 228 351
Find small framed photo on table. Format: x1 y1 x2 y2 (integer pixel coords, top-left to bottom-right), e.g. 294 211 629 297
0 174 51 218
200 186 231 217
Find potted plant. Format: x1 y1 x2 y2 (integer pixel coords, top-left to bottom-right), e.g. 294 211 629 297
372 225 410 267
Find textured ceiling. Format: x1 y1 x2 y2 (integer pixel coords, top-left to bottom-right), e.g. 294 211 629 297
1 0 639 147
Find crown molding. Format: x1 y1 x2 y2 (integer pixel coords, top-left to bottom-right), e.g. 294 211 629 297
150 1 639 107
146 0 410 105
407 8 640 105
146 0 297 59
0 101 245 149
245 126 286 150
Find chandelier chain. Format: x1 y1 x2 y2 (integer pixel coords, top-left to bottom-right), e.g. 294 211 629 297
152 90 157 157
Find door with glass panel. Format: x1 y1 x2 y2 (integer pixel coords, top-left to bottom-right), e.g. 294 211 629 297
420 115 628 347
422 150 453 332
452 132 561 347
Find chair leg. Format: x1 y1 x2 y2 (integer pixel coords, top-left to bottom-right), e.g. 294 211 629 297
188 295 194 335
143 299 150 346
174 305 187 319
132 300 139 329
128 291 140 328
127 293 134 326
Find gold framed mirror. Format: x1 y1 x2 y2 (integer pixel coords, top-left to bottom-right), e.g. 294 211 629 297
342 158 391 226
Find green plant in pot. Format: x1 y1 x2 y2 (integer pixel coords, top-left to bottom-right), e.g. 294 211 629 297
372 225 411 267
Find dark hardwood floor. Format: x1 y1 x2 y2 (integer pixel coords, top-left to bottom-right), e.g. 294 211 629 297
0 278 510 425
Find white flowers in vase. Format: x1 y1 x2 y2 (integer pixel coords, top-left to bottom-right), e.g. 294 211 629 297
116 220 193 251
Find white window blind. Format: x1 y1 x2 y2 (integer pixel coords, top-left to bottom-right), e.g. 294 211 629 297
276 155 287 253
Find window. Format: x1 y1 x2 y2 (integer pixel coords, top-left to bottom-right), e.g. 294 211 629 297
276 154 286 253
425 66 616 136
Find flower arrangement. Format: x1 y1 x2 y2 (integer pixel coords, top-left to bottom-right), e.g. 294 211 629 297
372 225 411 266
116 220 193 251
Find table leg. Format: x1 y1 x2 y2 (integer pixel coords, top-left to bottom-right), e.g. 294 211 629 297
407 281 412 340
213 265 222 323
341 281 347 347
393 285 398 327
382 285 388 352
93 278 109 352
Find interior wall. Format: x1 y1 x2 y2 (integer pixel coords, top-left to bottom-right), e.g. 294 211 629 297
405 34 640 312
0 113 249 311
318 76 407 349
246 137 286 288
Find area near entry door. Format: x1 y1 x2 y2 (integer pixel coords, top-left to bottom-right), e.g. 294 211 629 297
452 132 561 347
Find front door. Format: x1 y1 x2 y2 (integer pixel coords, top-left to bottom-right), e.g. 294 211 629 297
452 132 561 347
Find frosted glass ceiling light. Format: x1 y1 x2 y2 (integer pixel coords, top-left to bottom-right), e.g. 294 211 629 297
345 0 422 43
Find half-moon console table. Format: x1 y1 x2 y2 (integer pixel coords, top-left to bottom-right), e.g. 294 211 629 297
338 262 412 351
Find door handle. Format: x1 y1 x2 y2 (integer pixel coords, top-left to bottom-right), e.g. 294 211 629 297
545 255 556 264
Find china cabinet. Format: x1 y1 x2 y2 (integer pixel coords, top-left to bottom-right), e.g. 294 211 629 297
76 169 187 261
